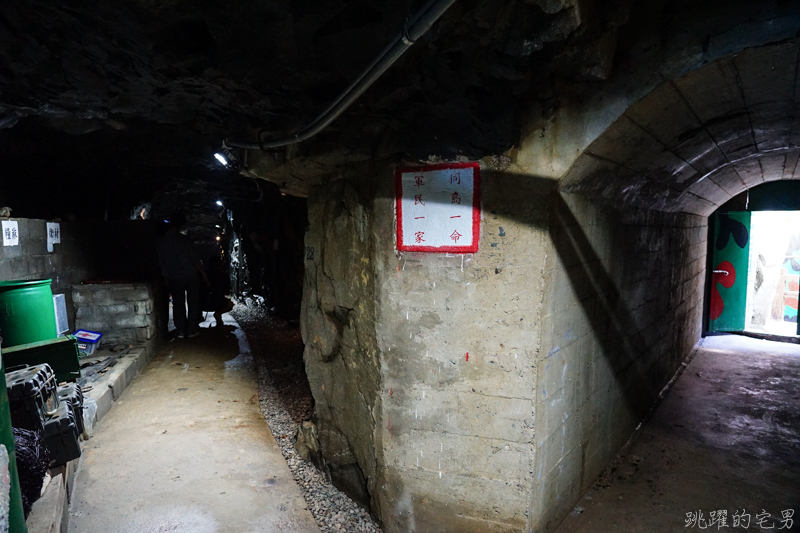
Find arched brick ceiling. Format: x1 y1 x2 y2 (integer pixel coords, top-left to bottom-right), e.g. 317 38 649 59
560 39 800 215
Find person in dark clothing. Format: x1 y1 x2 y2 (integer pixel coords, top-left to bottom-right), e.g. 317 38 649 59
156 213 209 338
204 255 234 328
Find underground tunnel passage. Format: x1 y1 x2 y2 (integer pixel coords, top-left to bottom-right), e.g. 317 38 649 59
0 0 799 532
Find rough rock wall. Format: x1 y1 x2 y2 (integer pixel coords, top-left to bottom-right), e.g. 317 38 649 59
372 169 554 533
531 193 707 531
301 176 382 511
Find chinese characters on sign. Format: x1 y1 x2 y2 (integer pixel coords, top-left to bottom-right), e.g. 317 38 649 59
46 223 61 244
2 221 19 247
396 162 481 253
46 222 61 252
685 509 794 529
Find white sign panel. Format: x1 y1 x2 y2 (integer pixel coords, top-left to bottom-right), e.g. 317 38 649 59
1 221 18 247
46 222 61 252
46 222 61 244
396 163 481 253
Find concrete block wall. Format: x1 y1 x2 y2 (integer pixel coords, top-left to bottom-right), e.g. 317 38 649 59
530 192 707 531
73 282 165 347
0 217 163 347
299 167 558 532
372 171 553 533
0 218 94 332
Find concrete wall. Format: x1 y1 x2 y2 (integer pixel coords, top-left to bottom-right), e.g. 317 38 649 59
372 169 553 533
0 218 93 332
0 217 162 338
301 167 554 531
531 194 707 531
267 5 793 532
300 170 709 532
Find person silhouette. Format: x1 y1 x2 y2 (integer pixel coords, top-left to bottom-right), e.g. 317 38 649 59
156 213 209 338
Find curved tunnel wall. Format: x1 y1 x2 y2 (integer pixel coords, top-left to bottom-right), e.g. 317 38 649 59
560 39 800 214
532 39 800 531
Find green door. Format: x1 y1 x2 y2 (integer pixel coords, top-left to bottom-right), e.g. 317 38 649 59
709 211 751 332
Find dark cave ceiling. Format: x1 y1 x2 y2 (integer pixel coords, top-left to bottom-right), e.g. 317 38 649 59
0 0 629 144
1 0 785 221
0 0 638 220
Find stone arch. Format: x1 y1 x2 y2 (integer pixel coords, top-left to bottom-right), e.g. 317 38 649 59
559 39 800 214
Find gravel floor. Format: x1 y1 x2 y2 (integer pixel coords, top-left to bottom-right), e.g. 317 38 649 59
230 303 384 533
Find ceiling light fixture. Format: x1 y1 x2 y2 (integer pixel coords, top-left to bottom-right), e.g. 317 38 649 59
214 152 228 166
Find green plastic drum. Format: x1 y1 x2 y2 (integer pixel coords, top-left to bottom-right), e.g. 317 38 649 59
0 355 29 532
0 280 57 349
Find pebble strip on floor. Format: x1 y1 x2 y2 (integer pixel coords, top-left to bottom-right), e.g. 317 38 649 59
235 306 383 533
254 361 383 533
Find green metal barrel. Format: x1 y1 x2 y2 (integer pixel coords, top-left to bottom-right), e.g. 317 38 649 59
0 353 29 532
0 281 56 349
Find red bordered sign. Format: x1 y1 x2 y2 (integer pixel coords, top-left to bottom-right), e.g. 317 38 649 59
395 162 481 253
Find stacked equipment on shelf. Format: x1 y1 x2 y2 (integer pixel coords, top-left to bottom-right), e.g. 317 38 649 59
5 364 82 467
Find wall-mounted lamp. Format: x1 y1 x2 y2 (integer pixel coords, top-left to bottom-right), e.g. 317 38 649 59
216 200 224 207
214 145 238 169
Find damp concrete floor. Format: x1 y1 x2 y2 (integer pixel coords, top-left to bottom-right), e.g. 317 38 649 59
555 334 800 533
68 320 320 533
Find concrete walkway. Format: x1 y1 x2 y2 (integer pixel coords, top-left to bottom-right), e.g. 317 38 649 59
68 322 320 533
555 334 800 532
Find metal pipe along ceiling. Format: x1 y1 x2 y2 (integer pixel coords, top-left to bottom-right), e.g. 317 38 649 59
223 0 459 151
